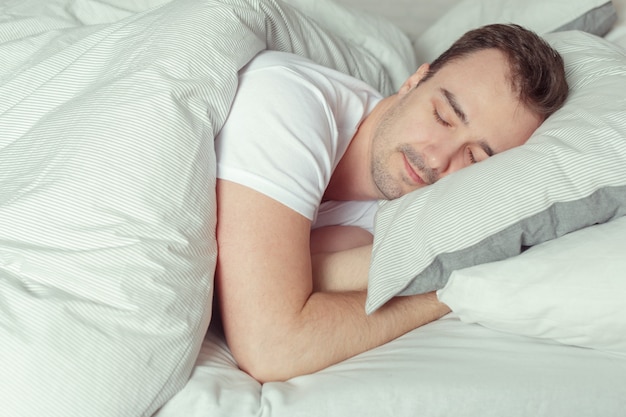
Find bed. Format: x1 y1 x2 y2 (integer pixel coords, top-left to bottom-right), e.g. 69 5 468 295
1 0 625 416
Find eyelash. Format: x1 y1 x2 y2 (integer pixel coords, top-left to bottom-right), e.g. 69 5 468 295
432 106 477 164
466 147 477 164
433 108 451 127
433 107 476 164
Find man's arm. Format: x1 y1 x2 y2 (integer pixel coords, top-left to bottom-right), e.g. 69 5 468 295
310 225 372 292
215 179 450 383
311 244 371 292
309 225 373 255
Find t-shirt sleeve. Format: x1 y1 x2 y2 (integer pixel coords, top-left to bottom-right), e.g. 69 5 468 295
313 200 379 235
215 61 338 221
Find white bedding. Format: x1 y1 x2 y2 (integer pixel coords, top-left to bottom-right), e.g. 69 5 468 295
1 0 625 416
158 315 626 417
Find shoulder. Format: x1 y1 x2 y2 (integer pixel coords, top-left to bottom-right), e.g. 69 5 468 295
215 52 383 221
239 51 381 107
222 52 347 150
242 51 348 82
231 51 384 150
215 52 346 220
237 52 335 118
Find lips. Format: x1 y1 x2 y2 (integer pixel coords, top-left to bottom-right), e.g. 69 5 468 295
403 154 426 185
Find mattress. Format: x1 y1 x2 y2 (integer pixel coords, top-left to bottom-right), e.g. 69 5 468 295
156 314 626 417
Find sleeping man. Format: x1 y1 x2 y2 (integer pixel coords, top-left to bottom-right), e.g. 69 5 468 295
214 24 569 383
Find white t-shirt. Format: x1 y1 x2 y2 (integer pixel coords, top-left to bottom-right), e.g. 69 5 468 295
215 51 383 232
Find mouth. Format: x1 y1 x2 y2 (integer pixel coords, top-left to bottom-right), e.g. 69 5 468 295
403 153 426 186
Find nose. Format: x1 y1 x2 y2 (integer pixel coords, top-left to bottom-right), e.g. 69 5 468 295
424 139 465 177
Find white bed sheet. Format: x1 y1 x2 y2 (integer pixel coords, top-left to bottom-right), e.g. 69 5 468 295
156 1 626 416
157 314 626 417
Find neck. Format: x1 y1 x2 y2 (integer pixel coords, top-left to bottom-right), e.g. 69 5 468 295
323 133 371 201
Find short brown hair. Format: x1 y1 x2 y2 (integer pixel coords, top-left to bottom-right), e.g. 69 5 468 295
422 24 568 120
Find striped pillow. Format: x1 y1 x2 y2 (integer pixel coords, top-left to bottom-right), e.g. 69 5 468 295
366 30 626 314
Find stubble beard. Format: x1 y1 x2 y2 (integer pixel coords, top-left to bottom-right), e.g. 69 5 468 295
371 103 404 200
370 99 438 201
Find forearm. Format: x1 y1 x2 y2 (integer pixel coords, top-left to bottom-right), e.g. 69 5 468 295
232 290 450 382
311 245 372 292
298 290 449 375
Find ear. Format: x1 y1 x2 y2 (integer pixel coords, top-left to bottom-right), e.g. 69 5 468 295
398 63 430 95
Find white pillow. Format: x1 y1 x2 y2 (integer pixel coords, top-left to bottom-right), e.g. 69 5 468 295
437 215 626 355
365 30 626 314
413 0 617 64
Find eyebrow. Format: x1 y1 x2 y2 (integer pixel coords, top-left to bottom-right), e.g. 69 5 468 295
441 88 468 125
441 88 495 157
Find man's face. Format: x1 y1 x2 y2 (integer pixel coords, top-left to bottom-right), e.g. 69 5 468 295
370 48 542 200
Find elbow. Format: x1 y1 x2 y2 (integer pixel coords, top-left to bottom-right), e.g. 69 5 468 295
237 356 285 384
233 346 296 384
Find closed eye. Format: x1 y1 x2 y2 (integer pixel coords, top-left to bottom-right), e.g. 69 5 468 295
466 147 477 164
433 108 450 127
